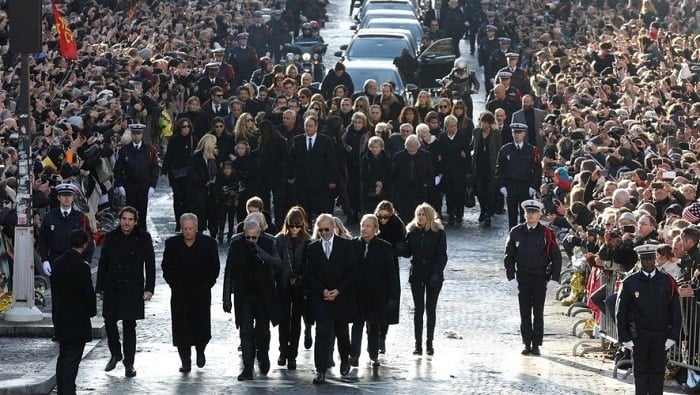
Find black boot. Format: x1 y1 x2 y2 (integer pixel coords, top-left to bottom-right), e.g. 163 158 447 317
413 341 422 355
426 340 434 356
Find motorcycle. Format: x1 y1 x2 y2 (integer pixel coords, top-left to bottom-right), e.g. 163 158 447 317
287 38 328 82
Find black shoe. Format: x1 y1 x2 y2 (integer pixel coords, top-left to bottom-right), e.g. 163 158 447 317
340 358 351 376
379 338 386 354
349 355 359 367
124 365 137 378
217 235 223 244
196 352 206 368
456 216 463 224
312 371 326 384
237 367 254 381
372 358 381 367
259 356 271 375
413 346 422 355
484 217 491 227
238 344 242 352
304 329 313 349
179 363 191 373
104 356 122 372
521 345 532 355
277 354 286 366
287 358 296 370
426 341 434 356
478 213 486 222
531 346 541 356
495 208 505 215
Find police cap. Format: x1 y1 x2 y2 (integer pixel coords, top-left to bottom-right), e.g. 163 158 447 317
510 122 528 132
498 71 512 79
237 32 249 40
634 243 658 260
129 123 147 133
521 199 543 212
486 24 497 31
499 37 511 44
205 62 221 70
55 183 79 196
212 48 225 55
506 52 520 58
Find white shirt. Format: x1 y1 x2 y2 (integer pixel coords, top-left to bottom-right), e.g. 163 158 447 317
61 208 72 217
134 143 141 150
643 269 656 279
306 134 317 149
322 235 334 258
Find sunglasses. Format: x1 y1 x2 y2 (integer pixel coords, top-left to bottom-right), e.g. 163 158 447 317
181 124 191 128
214 94 224 97
214 124 225 128
377 215 391 220
318 228 332 233
245 236 258 240
287 223 303 229
246 118 254 122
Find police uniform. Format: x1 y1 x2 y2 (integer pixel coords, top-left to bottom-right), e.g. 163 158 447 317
504 200 562 355
195 63 226 103
212 48 236 89
37 183 94 273
495 123 542 230
485 37 510 96
616 244 682 395
113 124 160 231
228 33 259 86
497 53 531 96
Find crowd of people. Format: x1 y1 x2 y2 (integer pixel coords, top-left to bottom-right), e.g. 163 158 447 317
0 0 696 392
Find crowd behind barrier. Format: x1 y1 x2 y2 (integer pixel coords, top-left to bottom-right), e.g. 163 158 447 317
0 0 697 390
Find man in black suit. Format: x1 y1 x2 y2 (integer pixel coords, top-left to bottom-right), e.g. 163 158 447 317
391 135 434 219
200 86 229 125
423 0 446 28
305 214 358 384
290 115 337 221
223 220 281 381
195 63 227 102
52 229 96 394
350 214 399 367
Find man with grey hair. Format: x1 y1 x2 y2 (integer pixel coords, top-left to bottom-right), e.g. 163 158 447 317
223 219 282 381
306 213 358 384
390 134 434 218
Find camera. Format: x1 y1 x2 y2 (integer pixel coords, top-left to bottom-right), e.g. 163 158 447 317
622 225 636 234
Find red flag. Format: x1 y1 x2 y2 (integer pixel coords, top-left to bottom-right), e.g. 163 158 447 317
50 0 77 60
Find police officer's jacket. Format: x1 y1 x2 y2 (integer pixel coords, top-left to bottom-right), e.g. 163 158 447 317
504 223 561 282
495 142 541 190
37 208 94 263
616 269 682 343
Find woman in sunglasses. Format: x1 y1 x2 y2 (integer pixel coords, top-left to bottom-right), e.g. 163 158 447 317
275 206 312 371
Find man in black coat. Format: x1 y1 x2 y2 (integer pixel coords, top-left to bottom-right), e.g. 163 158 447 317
305 214 358 384
617 244 682 395
391 135 434 219
113 124 160 231
52 229 96 395
162 213 220 373
96 206 156 378
223 220 282 381
349 214 399 367
290 115 338 221
438 116 471 225
320 62 354 100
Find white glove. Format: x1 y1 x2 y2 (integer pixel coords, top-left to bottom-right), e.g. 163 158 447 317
148 187 155 199
500 187 507 197
528 187 536 197
509 279 518 291
546 280 559 290
42 261 51 276
116 186 126 196
623 340 634 350
665 339 676 350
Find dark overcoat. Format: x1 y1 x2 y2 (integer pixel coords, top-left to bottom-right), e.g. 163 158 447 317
162 234 220 347
52 249 96 343
377 214 406 324
96 228 156 321
353 237 399 325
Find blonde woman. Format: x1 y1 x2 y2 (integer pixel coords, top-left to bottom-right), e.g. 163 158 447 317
188 134 218 233
400 203 446 356
233 112 261 151
414 90 433 120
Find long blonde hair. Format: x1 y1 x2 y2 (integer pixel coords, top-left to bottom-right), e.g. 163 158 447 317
234 112 258 143
195 134 217 161
406 203 444 233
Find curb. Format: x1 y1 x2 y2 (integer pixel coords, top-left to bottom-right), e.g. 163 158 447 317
0 339 100 395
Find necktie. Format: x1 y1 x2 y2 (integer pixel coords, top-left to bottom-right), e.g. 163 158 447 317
215 104 220 113
324 241 331 259
436 10 439 20
135 144 140 150
308 137 312 151
63 211 68 218
364 243 368 258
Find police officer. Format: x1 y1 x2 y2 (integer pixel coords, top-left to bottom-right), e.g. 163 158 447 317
495 123 542 230
266 10 291 64
38 183 94 276
194 63 226 103
485 37 511 97
504 199 562 356
114 124 160 231
616 244 682 395
228 33 259 87
212 48 236 90
498 52 531 96
247 11 270 59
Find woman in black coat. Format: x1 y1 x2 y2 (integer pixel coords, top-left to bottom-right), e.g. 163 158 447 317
374 200 406 353
162 214 220 372
471 111 502 227
400 203 447 356
360 136 391 215
210 117 235 166
187 134 218 234
342 112 371 223
162 117 198 232
323 116 350 215
252 120 290 227
274 206 311 370
177 97 211 141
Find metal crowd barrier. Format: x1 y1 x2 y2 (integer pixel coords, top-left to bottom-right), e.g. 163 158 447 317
667 295 700 373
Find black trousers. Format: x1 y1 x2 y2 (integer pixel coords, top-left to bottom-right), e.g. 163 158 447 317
171 180 187 231
410 282 442 344
506 183 530 230
351 320 381 360
632 332 666 395
217 205 237 239
475 172 496 217
105 319 136 366
314 319 351 372
125 184 148 231
516 273 546 347
259 181 288 227
56 341 85 395
278 286 305 359
177 344 206 367
444 177 466 219
299 187 330 223
238 298 271 368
